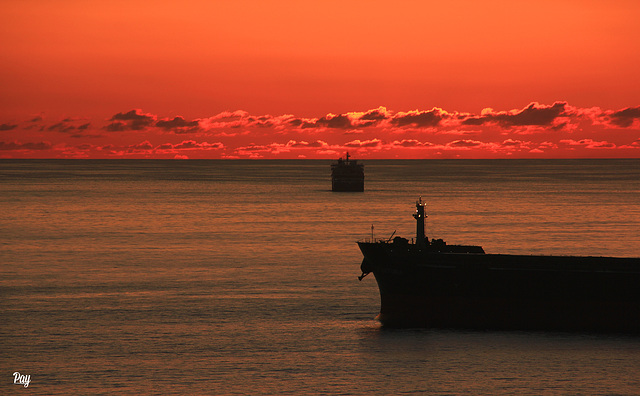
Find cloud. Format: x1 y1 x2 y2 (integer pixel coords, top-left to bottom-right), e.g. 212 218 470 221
344 138 382 148
0 141 52 150
207 110 248 123
199 111 297 131
155 140 224 151
98 140 225 157
606 106 640 128
130 141 154 150
392 108 448 127
359 107 391 121
501 139 526 147
462 102 570 128
107 109 156 130
234 142 286 157
560 139 616 149
111 109 156 122
0 123 18 131
289 107 392 130
200 110 250 129
3 102 640 159
175 140 223 150
70 133 103 139
47 122 77 132
295 113 353 129
233 139 345 157
155 116 200 133
447 139 484 148
536 141 558 150
391 139 434 147
285 140 327 148
347 107 393 127
316 113 353 128
104 121 127 132
436 129 481 136
41 120 92 135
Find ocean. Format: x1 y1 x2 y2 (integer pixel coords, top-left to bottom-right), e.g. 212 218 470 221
1 159 639 395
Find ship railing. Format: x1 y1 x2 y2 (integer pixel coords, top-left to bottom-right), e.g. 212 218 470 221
359 238 384 243
358 238 417 244
359 238 414 244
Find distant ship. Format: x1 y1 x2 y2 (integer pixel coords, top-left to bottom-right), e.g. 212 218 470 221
358 198 640 332
331 152 364 192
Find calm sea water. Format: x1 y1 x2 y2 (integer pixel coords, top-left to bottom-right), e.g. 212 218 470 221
1 159 640 395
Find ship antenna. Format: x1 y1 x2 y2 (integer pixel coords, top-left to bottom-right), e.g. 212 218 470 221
413 197 427 247
346 152 350 162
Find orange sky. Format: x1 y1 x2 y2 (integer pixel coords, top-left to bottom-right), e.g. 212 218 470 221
1 0 639 159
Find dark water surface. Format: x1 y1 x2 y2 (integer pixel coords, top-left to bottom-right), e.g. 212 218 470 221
2 159 640 394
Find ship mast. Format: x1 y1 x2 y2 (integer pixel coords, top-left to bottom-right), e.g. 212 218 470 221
413 197 427 247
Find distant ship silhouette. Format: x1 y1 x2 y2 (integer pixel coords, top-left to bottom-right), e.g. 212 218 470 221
358 198 640 332
331 152 364 192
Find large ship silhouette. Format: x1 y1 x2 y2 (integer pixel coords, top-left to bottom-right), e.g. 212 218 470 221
331 152 364 192
358 198 640 332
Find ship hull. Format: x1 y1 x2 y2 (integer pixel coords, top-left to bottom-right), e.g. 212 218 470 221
359 242 640 332
332 177 364 192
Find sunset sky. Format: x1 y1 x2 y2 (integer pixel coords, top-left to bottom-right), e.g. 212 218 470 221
1 0 639 159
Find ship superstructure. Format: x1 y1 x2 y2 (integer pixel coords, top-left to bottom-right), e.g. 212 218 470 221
331 152 364 192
